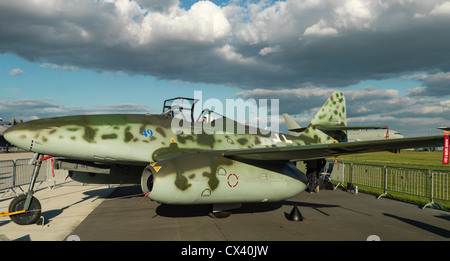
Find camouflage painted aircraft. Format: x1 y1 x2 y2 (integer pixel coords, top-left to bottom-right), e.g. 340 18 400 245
3 91 445 225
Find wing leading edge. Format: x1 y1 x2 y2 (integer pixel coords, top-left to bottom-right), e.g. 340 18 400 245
223 135 446 161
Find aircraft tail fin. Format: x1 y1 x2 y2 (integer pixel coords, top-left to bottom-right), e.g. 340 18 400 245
301 91 348 144
282 113 303 137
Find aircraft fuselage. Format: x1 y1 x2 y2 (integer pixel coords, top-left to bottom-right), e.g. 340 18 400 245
4 114 309 206
4 114 303 164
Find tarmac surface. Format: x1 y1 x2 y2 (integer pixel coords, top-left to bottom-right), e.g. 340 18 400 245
1 152 449 242
0 181 116 241
68 184 450 241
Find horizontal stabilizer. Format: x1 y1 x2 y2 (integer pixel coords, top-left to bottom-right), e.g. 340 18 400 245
287 127 307 132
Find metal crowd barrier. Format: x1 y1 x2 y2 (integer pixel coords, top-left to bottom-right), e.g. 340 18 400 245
0 160 15 196
352 163 384 189
0 158 69 197
321 161 345 190
385 166 430 198
339 161 449 209
430 169 449 202
14 158 48 191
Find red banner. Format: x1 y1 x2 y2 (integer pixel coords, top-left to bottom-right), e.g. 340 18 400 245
444 136 449 165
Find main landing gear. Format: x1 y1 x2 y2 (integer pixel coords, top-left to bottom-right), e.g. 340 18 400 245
0 153 44 225
208 203 240 218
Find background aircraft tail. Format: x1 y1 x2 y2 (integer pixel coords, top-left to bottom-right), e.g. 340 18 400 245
300 91 348 144
282 113 302 137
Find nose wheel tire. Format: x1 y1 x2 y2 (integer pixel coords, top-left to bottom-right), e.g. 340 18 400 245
9 195 42 225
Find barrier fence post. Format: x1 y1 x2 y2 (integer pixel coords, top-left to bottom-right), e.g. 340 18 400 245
350 163 354 188
423 170 434 209
12 160 17 193
377 166 388 199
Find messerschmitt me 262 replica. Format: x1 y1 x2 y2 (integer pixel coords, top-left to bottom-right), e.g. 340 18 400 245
2 92 445 225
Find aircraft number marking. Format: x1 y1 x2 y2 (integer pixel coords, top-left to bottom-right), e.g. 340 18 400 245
141 129 153 137
227 173 239 188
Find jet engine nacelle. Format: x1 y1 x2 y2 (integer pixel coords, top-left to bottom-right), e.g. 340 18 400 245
140 151 307 205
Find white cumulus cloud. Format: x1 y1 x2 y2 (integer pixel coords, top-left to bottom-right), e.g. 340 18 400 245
9 68 24 77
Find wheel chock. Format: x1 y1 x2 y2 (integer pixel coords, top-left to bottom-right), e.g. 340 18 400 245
0 210 26 217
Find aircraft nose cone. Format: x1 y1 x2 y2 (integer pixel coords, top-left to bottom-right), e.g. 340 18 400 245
4 124 31 150
4 125 16 143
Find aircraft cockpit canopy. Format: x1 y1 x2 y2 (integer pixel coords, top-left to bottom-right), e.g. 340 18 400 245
161 97 225 124
162 97 198 121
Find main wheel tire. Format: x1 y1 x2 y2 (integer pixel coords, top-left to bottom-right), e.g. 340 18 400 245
8 194 42 225
209 211 231 218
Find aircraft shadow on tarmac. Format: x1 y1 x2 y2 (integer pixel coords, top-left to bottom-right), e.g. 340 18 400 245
154 200 340 218
155 202 282 218
97 185 343 218
40 187 115 221
383 213 450 238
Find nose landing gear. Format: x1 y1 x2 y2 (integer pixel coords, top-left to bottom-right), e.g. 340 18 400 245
6 194 42 225
2 153 44 225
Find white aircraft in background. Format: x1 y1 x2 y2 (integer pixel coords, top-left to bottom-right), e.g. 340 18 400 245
438 127 450 135
347 129 404 141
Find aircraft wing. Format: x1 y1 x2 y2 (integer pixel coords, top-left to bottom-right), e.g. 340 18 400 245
223 135 446 161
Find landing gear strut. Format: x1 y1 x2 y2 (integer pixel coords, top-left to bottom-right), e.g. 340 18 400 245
8 153 43 225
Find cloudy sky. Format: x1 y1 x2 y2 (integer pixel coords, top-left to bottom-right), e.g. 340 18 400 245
1 0 450 137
